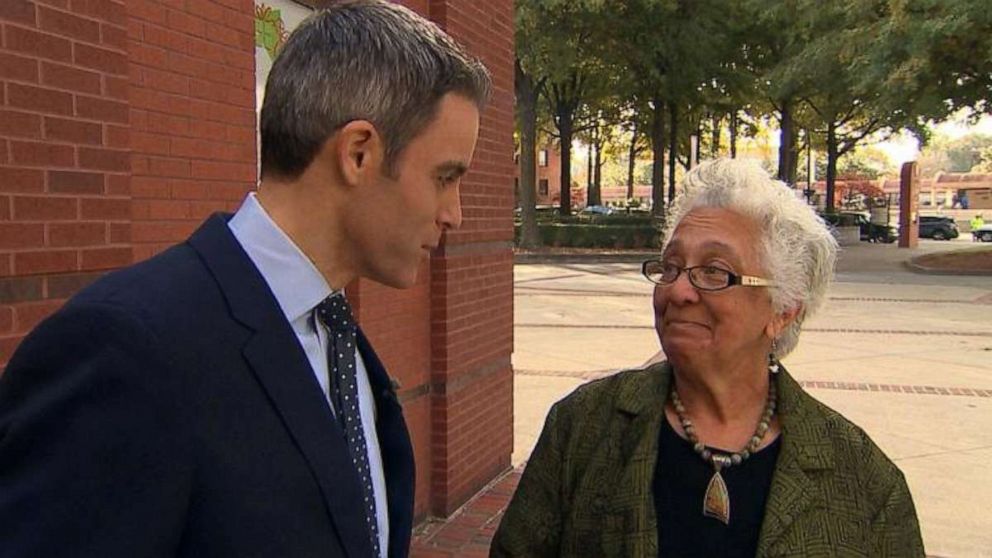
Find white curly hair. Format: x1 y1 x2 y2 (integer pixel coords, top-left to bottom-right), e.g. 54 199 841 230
662 158 838 358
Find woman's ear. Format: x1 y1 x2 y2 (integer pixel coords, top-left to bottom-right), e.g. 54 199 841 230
766 303 802 340
334 120 384 187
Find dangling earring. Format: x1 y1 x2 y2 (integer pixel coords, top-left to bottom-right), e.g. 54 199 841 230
768 338 780 374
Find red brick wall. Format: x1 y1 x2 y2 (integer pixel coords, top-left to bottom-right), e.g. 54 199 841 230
1 0 515 525
349 262 435 518
127 0 256 262
1 0 256 368
426 0 516 516
1 0 131 367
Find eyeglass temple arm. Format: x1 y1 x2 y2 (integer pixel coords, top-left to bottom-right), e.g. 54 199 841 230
738 275 772 287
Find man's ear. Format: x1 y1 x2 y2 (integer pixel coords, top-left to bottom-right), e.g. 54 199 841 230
334 120 383 187
766 303 802 340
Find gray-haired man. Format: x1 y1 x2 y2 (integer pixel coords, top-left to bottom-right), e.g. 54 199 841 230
0 2 491 557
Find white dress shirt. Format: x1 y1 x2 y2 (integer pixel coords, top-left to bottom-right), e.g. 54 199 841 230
229 193 389 557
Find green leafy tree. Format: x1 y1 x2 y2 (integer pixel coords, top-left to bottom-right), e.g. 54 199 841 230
739 0 817 185
794 0 919 210
608 0 741 213
974 145 992 173
514 57 544 248
868 0 992 123
514 1 549 247
803 145 895 182
525 0 615 216
918 133 992 175
576 97 625 207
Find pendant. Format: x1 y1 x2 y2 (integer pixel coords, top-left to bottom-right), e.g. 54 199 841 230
703 470 730 525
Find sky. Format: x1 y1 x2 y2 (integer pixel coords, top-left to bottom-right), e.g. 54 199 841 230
876 111 992 165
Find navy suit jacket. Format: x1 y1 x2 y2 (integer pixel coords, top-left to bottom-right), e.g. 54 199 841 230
0 214 415 557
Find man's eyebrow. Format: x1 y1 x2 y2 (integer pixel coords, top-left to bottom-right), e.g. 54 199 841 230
435 161 468 176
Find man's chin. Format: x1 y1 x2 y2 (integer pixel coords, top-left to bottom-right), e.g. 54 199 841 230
370 266 420 290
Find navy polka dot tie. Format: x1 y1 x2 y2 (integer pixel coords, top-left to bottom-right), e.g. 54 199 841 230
317 294 380 557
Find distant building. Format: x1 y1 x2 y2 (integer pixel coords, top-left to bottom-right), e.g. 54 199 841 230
515 144 560 206
810 173 992 209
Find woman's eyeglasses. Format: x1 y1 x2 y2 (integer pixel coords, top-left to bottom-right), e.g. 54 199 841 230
641 259 773 291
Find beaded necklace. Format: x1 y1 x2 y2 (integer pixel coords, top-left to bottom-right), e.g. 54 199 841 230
669 370 777 525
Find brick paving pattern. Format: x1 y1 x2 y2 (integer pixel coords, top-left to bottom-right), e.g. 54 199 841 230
411 469 520 558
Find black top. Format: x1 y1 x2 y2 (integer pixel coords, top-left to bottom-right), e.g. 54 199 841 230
653 417 781 558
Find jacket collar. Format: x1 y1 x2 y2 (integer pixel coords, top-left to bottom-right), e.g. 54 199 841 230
608 362 836 555
613 361 835 469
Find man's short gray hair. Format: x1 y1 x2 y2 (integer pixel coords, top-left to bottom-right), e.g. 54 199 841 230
260 0 492 179
662 158 838 358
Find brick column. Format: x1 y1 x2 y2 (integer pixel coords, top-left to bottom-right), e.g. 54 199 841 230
898 161 919 248
1 0 131 368
426 0 515 516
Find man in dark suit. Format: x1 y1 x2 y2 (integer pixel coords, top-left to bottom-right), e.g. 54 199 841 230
0 2 491 556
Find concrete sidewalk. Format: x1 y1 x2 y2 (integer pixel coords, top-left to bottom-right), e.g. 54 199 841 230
413 238 992 557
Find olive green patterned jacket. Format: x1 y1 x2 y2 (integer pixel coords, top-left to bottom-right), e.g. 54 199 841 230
491 362 924 557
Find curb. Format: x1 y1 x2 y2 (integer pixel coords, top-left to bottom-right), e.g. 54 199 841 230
902 260 992 277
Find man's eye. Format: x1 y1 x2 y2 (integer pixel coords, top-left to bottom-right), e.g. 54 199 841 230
700 266 726 276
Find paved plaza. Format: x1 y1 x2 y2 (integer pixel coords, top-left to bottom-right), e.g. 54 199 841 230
414 238 992 557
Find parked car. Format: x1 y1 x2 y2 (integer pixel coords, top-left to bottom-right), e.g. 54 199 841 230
918 215 959 240
579 205 616 216
820 212 897 243
974 224 992 242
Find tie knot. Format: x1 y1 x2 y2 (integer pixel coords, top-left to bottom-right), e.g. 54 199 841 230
317 294 355 332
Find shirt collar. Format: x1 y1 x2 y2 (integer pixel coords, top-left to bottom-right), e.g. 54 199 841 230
228 192 336 324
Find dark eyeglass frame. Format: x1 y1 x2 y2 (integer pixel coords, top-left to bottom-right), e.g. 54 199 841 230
641 259 773 291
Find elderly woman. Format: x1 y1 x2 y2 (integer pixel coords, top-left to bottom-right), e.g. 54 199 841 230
491 159 924 557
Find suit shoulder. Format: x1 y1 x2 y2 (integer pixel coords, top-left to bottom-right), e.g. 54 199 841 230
73 242 206 308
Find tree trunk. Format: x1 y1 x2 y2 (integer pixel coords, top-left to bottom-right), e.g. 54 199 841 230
730 110 738 158
826 122 839 212
591 139 602 206
650 98 666 216
788 145 799 184
627 123 638 200
558 111 573 215
668 101 678 203
515 59 540 248
777 99 794 184
694 119 702 167
586 142 593 192
711 113 721 158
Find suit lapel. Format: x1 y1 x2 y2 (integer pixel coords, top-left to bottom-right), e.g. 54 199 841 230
756 369 834 556
188 214 375 558
358 330 415 558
